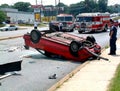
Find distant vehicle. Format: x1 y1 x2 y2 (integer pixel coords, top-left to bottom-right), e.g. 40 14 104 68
49 14 75 32
0 24 18 31
113 20 120 27
23 29 102 62
75 12 111 33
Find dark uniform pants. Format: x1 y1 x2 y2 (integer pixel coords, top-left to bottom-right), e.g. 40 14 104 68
110 38 117 54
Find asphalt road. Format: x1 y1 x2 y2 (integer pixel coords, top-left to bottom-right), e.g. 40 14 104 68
0 26 49 38
0 29 82 91
0 27 120 91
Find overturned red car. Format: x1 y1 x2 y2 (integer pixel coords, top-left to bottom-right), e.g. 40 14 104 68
23 30 102 62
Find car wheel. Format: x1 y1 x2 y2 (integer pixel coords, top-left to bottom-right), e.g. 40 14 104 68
86 36 96 44
78 30 83 33
15 28 18 30
103 25 108 32
30 29 41 43
5 29 8 31
70 28 74 32
69 41 82 57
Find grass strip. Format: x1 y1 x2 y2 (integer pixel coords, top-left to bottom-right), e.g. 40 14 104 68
107 63 120 91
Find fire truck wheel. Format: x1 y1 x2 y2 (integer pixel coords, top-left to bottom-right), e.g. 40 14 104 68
103 25 108 32
69 41 82 57
78 31 83 33
30 29 41 43
70 29 74 32
86 36 96 44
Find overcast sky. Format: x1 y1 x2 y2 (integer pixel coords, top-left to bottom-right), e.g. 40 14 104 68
0 0 119 6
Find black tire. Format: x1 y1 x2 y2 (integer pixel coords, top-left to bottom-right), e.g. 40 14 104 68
70 28 74 32
78 30 83 33
86 36 96 44
5 29 8 31
15 28 18 30
103 25 108 32
69 41 82 57
30 29 41 43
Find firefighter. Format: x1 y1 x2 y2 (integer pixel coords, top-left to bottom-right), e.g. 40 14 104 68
108 19 117 55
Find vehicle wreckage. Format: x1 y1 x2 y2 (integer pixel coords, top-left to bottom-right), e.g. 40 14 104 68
23 29 108 62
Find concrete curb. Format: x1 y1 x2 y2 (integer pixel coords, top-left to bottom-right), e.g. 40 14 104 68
0 35 23 41
47 47 106 91
48 61 90 91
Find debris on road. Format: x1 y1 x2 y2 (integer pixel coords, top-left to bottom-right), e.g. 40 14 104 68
0 60 22 75
48 74 57 79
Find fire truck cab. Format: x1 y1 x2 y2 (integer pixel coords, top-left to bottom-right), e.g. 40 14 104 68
75 12 110 33
49 14 75 32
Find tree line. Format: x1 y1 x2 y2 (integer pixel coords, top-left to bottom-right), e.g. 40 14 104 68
0 0 120 23
0 0 120 14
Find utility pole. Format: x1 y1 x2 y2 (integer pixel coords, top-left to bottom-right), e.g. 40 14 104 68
58 0 60 14
36 0 37 5
40 0 42 22
55 0 58 16
41 0 42 5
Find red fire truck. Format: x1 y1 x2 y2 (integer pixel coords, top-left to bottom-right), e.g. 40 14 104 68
49 14 75 32
75 13 110 33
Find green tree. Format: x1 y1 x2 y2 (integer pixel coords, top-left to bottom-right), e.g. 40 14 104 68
84 0 98 12
98 0 108 12
0 10 7 24
13 2 31 12
69 0 99 16
108 4 120 13
56 2 68 14
0 4 10 8
69 1 86 16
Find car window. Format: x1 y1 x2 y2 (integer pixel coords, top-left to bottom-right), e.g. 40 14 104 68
76 17 92 22
10 25 15 27
57 17 64 21
57 16 73 22
65 16 73 21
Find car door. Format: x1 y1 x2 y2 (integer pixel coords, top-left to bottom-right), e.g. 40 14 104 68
9 25 14 30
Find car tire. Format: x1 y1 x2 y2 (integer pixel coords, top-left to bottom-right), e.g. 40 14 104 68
69 41 82 57
5 29 8 31
30 29 41 43
15 28 18 30
86 36 96 44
